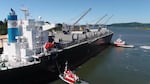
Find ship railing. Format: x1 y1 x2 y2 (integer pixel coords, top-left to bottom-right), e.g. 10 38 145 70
56 29 113 49
44 48 59 55
3 61 40 70
58 31 109 49
58 28 113 50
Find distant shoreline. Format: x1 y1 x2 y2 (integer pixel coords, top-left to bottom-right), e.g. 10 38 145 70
108 22 150 28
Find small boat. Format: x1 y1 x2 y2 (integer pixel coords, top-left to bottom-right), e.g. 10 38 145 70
114 36 126 47
114 36 134 48
59 62 89 84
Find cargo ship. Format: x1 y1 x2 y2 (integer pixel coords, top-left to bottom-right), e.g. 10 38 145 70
0 9 113 84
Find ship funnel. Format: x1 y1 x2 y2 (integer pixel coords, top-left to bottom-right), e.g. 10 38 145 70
7 8 18 43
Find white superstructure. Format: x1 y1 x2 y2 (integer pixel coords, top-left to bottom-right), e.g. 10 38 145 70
0 9 55 69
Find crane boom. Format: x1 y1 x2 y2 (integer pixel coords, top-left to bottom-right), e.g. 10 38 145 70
95 14 107 25
104 15 113 24
73 8 92 26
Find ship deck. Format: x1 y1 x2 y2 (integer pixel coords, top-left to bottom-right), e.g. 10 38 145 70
53 30 113 50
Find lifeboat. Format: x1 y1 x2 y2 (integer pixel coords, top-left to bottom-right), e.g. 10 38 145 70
45 42 55 49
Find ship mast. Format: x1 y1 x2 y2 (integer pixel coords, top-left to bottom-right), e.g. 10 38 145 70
20 7 29 20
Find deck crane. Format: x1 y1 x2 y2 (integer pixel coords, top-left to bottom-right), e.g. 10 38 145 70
72 8 92 26
103 15 113 25
95 14 107 25
62 8 91 34
99 15 113 29
87 14 107 31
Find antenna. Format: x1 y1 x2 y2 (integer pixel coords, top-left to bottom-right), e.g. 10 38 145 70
20 6 29 20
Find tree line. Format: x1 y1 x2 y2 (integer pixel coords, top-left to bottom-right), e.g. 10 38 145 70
0 18 7 35
0 20 63 35
108 22 150 27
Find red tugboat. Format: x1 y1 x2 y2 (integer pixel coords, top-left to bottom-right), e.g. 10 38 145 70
114 37 125 47
114 36 134 48
59 62 89 84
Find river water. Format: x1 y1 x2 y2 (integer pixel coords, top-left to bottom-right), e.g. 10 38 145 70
51 27 150 84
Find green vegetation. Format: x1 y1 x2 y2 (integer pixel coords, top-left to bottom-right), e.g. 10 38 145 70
0 19 7 35
108 22 150 27
0 21 63 35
